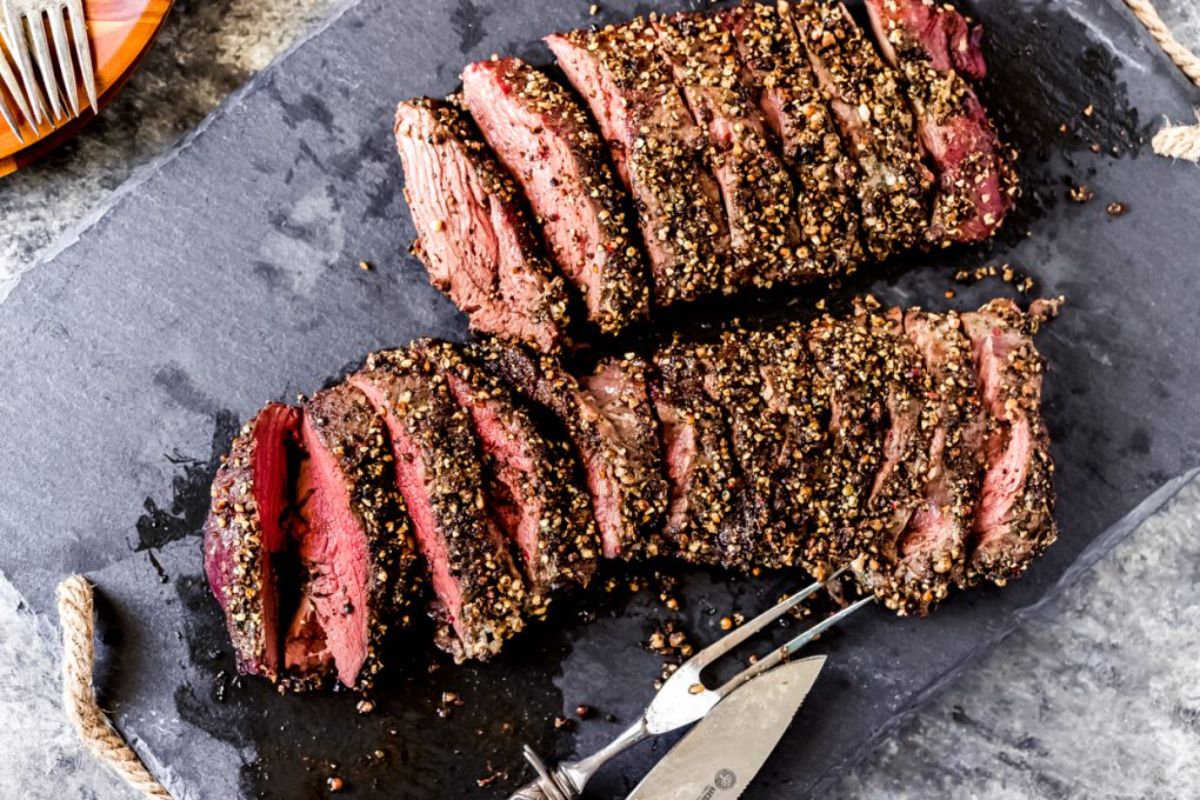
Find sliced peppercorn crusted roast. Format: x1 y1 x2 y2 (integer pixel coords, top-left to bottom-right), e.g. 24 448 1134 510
205 298 1058 677
414 338 600 616
284 385 418 690
203 403 300 683
394 97 570 352
461 58 650 335
351 350 527 663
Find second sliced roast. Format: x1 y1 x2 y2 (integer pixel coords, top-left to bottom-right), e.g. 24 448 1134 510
351 350 527 662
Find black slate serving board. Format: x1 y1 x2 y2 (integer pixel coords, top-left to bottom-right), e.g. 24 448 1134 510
2 0 1199 797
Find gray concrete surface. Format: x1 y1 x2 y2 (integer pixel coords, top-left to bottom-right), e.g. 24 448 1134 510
1 1 1198 798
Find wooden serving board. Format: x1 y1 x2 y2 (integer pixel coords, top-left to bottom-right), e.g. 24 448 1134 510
0 0 1197 798
0 0 172 176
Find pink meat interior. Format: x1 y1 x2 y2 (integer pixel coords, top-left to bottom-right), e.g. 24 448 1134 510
284 412 371 687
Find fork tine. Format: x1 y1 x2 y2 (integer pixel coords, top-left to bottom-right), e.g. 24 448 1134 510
0 38 33 138
63 0 91 111
27 9 64 120
0 89 21 141
716 595 874 698
1 0 50 124
686 564 848 670
47 4 75 115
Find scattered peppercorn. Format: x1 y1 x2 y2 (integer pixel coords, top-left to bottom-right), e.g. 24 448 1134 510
359 260 372 271
575 704 593 720
1106 202 1127 217
327 776 345 792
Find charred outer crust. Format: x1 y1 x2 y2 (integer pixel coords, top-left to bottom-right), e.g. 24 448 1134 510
396 97 571 349
465 60 650 333
730 2 863 277
476 340 669 559
283 386 420 691
203 405 298 683
414 338 600 614
554 21 731 306
360 349 527 661
788 0 932 260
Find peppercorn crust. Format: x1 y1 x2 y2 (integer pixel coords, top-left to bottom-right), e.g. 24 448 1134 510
353 349 527 663
414 338 601 616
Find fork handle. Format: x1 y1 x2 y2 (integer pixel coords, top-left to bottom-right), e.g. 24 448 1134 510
509 719 650 800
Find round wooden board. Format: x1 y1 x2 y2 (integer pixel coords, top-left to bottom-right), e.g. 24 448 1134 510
0 0 172 177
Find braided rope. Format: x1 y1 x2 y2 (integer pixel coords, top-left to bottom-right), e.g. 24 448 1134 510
1121 0 1200 161
58 575 173 799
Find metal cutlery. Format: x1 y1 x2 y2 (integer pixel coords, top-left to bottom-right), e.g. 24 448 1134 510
0 0 96 139
510 565 874 800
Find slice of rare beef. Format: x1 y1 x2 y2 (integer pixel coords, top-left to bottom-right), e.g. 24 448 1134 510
461 58 650 334
729 2 862 278
204 403 300 683
351 350 526 662
652 11 809 289
414 338 600 615
864 0 1017 244
283 384 418 690
961 299 1058 586
650 338 743 566
547 18 731 306
478 340 668 560
786 0 933 261
882 308 986 614
394 97 570 352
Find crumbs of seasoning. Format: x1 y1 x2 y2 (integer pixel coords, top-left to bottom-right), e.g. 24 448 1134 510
944 289 956 299
1068 183 1094 204
1106 201 1127 217
1083 104 1094 117
327 776 345 792
589 3 599 14
575 704 593 720
356 698 375 715
359 260 372 271
554 716 576 731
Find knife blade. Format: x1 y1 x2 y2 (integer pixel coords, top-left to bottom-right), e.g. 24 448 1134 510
625 656 825 800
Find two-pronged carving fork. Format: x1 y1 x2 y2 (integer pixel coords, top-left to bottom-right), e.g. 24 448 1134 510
0 0 96 142
510 565 875 800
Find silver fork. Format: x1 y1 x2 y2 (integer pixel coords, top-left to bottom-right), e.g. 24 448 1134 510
510 566 875 800
1 0 96 136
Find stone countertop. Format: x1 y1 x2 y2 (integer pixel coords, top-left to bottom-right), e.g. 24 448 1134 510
2 2 1198 798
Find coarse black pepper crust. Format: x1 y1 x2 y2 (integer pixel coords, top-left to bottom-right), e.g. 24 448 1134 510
729 1 863 277
460 58 651 334
203 404 299 684
786 0 933 261
652 10 811 290
476 339 669 560
649 338 744 567
413 338 600 616
352 349 527 663
960 299 1058 587
284 384 421 691
395 96 571 351
548 19 732 307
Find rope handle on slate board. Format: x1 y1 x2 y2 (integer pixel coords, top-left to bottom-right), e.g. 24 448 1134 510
58 575 173 799
51 7 1200 800
1122 0 1200 161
